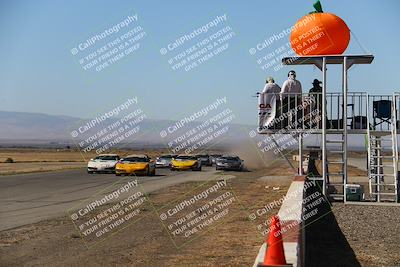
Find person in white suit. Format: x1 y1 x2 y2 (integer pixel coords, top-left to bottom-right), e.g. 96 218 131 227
280 70 302 127
262 77 281 103
259 77 281 129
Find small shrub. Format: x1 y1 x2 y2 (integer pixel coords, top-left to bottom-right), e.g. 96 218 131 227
70 233 81 239
5 158 14 163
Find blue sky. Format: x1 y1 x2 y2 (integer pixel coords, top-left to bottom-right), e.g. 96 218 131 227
0 0 399 125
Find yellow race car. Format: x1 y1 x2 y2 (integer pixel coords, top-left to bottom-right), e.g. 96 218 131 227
115 154 156 176
170 155 202 171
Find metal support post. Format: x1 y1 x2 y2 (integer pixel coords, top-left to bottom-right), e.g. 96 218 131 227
299 133 303 175
343 57 348 202
322 57 327 196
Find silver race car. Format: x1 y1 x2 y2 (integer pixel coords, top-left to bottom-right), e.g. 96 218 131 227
215 155 244 171
155 154 176 168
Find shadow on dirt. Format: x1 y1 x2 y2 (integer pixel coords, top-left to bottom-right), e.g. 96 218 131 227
305 181 361 267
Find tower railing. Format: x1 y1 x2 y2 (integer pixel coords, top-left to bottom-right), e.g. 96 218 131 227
258 92 397 133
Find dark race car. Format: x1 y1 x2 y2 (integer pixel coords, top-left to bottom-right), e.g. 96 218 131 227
215 155 244 171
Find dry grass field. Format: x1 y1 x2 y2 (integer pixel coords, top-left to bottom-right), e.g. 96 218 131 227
0 148 169 175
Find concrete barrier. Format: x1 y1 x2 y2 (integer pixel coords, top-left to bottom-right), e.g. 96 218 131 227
253 175 306 267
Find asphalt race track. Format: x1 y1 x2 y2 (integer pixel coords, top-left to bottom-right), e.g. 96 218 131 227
0 167 227 231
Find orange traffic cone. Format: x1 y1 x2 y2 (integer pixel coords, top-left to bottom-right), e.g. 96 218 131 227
258 216 293 267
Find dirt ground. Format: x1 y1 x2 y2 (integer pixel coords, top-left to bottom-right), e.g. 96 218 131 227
0 163 292 267
306 201 400 267
333 203 400 267
305 183 400 267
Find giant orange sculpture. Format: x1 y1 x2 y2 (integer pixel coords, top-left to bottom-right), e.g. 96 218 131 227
290 1 350 56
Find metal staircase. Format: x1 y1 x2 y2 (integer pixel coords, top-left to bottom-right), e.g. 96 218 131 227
326 134 346 201
367 93 399 202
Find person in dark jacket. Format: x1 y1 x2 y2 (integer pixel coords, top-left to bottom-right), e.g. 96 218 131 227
309 79 323 128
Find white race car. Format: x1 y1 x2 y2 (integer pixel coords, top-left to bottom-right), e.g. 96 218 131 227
87 154 120 174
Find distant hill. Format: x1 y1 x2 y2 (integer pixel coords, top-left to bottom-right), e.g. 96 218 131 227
0 111 369 150
0 111 255 148
0 111 79 141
